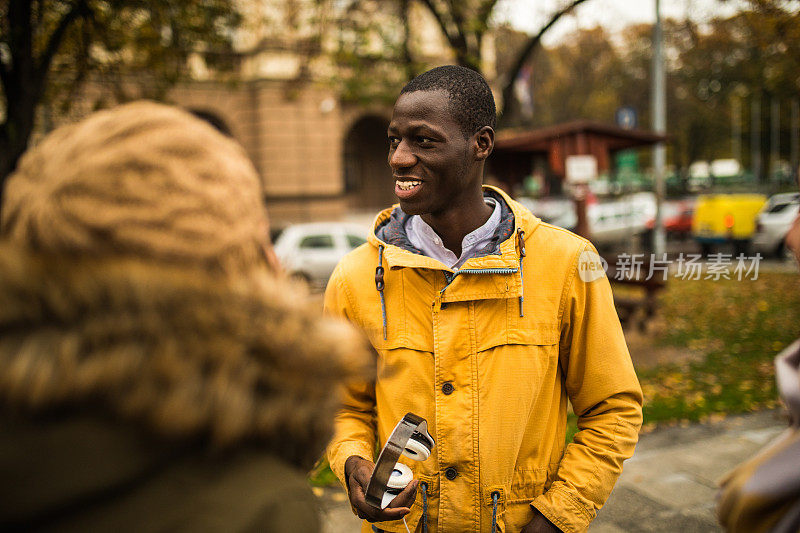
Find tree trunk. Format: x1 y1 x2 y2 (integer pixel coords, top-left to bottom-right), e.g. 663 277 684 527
455 47 482 73
400 0 416 81
0 137 25 201
0 0 90 208
0 102 37 205
0 48 40 205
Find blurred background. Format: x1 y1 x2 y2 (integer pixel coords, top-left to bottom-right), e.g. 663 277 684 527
3 0 799 275
2 1 799 531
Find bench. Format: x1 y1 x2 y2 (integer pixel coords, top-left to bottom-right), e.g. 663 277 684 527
604 258 667 332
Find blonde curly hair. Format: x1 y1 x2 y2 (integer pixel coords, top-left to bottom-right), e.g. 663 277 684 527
1 101 272 274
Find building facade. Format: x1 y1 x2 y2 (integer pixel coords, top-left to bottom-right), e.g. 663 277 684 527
34 0 499 227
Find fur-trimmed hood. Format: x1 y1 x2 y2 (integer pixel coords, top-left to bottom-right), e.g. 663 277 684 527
0 241 370 468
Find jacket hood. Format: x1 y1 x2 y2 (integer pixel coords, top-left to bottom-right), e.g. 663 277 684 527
369 185 540 258
0 241 370 468
360 186 543 341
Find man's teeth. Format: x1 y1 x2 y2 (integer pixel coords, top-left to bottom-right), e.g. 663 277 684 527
396 180 421 191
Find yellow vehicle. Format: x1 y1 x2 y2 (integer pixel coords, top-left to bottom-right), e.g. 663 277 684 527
692 194 767 255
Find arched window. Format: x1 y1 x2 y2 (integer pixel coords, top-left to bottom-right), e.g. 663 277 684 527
343 115 394 208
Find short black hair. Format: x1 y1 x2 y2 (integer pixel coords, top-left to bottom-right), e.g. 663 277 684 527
400 65 496 138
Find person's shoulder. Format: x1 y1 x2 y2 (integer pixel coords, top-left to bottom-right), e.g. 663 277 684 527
504 194 589 252
333 207 397 281
331 242 378 283
534 221 591 248
529 221 594 267
501 194 591 265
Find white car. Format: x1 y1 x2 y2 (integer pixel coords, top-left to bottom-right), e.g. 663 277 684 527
519 192 655 249
590 192 655 247
274 222 369 285
517 196 576 230
752 192 800 258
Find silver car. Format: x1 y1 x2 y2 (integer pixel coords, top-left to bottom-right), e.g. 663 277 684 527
752 193 800 258
273 222 369 286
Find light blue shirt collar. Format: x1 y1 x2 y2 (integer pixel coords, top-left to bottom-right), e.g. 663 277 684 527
406 198 501 269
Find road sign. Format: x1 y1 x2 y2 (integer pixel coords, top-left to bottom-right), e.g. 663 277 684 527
616 106 638 130
566 155 598 184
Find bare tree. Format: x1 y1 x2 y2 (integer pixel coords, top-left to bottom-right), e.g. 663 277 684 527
415 0 500 72
498 0 592 125
0 0 240 196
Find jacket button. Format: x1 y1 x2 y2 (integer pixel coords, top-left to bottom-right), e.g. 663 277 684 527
445 467 458 481
441 382 454 395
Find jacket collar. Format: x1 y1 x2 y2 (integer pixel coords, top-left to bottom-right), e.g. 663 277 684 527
369 185 540 271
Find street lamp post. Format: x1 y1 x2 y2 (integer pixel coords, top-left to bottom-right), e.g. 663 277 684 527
651 0 666 255
752 97 761 182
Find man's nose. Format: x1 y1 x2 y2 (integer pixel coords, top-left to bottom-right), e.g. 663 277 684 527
389 140 415 169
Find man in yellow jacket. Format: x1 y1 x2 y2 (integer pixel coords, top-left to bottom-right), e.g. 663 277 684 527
325 65 643 533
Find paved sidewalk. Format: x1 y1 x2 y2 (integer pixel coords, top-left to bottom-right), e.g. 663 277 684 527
316 485 361 533
316 410 788 533
591 410 785 532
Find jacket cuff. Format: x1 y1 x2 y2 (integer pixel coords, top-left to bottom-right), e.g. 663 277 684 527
329 441 374 490
531 483 596 533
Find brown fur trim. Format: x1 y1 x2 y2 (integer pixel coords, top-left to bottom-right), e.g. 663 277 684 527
0 242 371 468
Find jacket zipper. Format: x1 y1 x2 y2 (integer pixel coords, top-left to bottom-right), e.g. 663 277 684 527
435 267 520 311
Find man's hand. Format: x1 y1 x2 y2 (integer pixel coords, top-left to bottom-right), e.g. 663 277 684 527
344 456 419 523
521 510 561 533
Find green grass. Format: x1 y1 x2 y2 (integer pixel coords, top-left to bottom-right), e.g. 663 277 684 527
637 271 800 427
309 457 338 487
566 412 578 443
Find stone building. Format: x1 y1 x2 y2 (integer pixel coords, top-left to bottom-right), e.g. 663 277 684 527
34 1 497 226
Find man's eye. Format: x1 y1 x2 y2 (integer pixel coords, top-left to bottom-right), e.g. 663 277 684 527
417 136 434 145
388 137 400 146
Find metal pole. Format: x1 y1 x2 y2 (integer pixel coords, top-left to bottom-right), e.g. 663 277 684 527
771 97 780 178
791 99 799 179
732 97 741 164
751 97 761 182
651 0 666 255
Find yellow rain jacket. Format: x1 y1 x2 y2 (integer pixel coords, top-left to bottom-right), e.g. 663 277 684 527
325 186 643 533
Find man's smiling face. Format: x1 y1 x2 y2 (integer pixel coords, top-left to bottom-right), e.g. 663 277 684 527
387 90 480 217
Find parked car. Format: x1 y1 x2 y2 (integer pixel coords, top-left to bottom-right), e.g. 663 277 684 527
644 198 696 240
752 192 800 258
688 161 712 191
517 196 576 230
588 192 655 248
273 222 368 285
519 192 655 249
691 194 767 255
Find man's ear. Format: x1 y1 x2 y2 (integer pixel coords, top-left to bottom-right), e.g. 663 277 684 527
474 126 494 161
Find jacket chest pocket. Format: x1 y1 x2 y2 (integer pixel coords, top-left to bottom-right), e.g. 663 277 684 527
476 323 560 411
472 296 560 350
476 316 559 359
